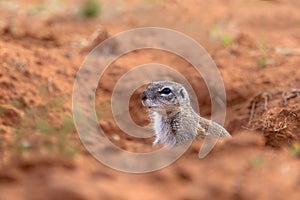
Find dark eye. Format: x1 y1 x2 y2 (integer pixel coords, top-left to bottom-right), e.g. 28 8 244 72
160 87 172 95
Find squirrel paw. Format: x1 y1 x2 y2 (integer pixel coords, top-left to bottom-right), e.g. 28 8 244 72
152 138 160 146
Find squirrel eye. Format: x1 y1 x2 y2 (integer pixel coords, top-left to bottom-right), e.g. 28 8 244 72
160 87 172 95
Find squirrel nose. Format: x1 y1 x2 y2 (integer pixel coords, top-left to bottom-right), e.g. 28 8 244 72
141 91 147 101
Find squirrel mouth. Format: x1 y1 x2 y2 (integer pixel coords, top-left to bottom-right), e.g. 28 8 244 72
147 106 161 110
142 100 158 109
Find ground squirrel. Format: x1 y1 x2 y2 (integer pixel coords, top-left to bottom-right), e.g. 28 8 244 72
141 81 231 146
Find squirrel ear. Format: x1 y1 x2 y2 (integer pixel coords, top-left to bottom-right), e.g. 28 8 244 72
179 89 185 99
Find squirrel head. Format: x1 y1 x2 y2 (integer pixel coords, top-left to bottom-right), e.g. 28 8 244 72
141 81 191 115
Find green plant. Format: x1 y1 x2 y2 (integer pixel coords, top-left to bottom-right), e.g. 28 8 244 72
29 4 45 15
38 83 69 112
256 39 274 67
257 58 267 67
47 95 68 111
210 25 233 46
80 0 102 18
13 129 31 154
36 118 55 135
249 155 264 167
11 93 78 159
290 142 300 158
57 115 77 157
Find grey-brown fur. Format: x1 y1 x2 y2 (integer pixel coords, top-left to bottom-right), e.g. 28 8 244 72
141 81 231 146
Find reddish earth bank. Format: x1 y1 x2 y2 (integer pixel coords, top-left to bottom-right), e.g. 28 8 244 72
0 0 300 199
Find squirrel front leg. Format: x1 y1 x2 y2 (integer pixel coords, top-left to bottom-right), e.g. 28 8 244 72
198 117 231 138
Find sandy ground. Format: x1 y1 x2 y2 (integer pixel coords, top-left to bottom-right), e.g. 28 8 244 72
0 0 300 199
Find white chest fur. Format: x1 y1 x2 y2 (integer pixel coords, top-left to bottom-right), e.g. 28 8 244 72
153 112 163 136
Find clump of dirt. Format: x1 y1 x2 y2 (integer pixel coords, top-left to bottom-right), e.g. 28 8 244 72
249 91 300 147
261 106 300 147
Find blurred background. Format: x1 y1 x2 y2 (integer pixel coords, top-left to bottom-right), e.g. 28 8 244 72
0 0 300 199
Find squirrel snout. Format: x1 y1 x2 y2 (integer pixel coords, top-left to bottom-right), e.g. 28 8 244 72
141 91 147 101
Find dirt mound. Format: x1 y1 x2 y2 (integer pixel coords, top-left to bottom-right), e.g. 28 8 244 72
248 90 300 147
